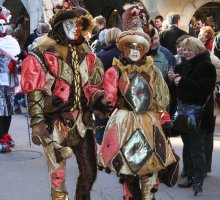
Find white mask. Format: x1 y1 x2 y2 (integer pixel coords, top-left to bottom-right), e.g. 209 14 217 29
128 48 141 62
63 18 82 40
0 19 7 34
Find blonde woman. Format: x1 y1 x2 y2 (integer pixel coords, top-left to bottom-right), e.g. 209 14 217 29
168 37 216 195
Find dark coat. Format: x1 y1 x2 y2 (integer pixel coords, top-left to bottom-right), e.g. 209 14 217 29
175 51 216 131
97 44 121 71
23 29 38 51
159 25 188 54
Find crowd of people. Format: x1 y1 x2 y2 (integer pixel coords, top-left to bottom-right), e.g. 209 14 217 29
1 0 220 199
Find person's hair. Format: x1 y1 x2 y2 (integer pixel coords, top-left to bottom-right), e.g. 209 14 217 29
196 17 206 24
94 15 106 26
176 34 191 46
149 18 155 27
91 25 99 35
167 13 180 25
155 15 163 22
105 27 121 46
200 26 215 40
180 37 206 55
39 23 50 34
16 15 25 24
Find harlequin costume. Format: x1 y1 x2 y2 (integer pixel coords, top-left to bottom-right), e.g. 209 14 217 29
0 6 20 153
99 28 176 200
21 2 110 199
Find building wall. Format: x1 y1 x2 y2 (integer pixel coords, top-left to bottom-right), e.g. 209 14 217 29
143 0 220 32
1 0 220 33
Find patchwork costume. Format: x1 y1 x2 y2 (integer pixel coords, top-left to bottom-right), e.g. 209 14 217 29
0 6 20 152
99 29 176 200
21 3 110 200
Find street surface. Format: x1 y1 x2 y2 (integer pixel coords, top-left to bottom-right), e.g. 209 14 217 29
0 114 220 200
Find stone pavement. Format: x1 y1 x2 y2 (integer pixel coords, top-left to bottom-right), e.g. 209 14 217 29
1 114 220 200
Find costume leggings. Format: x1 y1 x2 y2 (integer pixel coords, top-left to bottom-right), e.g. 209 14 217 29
121 173 158 200
0 116 12 138
44 130 97 200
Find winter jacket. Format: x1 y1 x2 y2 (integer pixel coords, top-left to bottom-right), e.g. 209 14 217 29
175 51 216 131
97 44 121 71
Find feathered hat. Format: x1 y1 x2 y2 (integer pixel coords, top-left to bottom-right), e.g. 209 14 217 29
122 2 150 31
0 5 11 23
49 0 94 36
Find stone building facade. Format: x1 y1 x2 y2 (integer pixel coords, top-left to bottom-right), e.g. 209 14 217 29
0 0 220 32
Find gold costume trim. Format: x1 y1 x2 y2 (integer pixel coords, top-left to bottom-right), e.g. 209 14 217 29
113 56 154 75
51 189 68 200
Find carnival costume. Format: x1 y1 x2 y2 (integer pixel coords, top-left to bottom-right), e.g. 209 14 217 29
21 2 110 200
0 6 20 153
99 28 176 200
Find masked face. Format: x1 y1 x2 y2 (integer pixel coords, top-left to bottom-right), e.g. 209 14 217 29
124 43 145 62
63 18 82 40
0 19 7 34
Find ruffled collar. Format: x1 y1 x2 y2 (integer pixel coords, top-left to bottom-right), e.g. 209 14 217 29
112 56 154 74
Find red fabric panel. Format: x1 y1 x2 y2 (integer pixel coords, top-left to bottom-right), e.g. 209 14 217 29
86 53 95 75
102 67 118 106
83 81 103 105
101 125 120 167
21 55 46 93
51 166 65 190
53 79 70 103
42 52 59 76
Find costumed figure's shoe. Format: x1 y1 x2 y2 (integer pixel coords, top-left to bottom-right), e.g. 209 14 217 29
4 133 15 147
178 177 194 188
0 139 11 153
193 182 203 196
51 189 68 200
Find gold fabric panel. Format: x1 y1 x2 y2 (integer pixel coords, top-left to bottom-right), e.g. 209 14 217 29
89 57 104 85
58 60 73 85
28 91 45 126
152 66 170 111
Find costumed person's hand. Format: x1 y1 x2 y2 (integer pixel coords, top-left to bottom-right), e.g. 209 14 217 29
93 94 113 119
31 121 50 146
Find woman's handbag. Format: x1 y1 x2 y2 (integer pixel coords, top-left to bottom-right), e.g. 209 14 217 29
158 139 180 187
171 101 205 134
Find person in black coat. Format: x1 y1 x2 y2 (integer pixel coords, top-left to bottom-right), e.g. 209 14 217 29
168 37 216 195
97 27 122 71
159 13 188 55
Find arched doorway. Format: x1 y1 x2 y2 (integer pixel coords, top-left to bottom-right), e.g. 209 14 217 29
3 0 29 32
189 2 220 35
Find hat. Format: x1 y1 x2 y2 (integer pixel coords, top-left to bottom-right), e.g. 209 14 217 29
49 1 94 36
0 6 11 23
122 2 149 31
117 28 151 54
